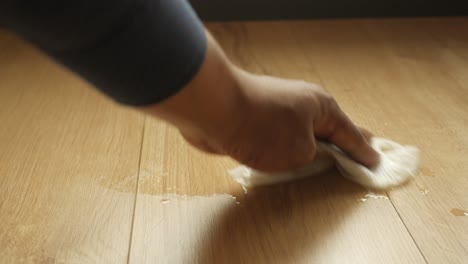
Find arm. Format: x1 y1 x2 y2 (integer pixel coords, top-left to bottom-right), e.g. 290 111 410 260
0 0 379 172
144 31 379 171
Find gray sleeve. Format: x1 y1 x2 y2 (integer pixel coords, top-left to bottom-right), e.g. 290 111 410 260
0 0 207 106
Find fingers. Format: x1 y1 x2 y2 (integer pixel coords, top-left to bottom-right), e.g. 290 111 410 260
359 127 374 142
315 105 380 168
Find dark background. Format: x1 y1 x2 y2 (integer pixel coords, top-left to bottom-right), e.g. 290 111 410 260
190 0 468 21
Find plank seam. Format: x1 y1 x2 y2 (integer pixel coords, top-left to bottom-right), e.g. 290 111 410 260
388 194 429 264
126 115 147 264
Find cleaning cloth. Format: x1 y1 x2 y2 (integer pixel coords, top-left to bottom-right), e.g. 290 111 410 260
229 137 419 190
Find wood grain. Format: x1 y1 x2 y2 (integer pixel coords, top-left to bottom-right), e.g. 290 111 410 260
0 32 145 263
128 21 437 263
282 18 468 263
357 18 468 264
2 18 468 264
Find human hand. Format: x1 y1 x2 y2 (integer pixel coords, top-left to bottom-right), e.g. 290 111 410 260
180 69 379 172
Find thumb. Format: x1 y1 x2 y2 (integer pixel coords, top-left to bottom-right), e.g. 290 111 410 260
314 104 380 168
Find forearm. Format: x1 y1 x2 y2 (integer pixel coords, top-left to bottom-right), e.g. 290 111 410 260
0 0 248 153
0 0 206 106
0 0 379 170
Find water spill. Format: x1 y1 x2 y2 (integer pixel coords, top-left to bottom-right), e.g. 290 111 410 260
420 167 434 177
415 182 430 196
365 191 389 200
359 190 389 202
450 208 468 216
242 186 248 194
230 196 240 205
158 193 241 205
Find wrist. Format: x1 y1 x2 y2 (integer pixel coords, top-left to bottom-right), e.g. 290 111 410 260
140 31 248 142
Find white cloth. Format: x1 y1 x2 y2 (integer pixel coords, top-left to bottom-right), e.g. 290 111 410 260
228 138 419 190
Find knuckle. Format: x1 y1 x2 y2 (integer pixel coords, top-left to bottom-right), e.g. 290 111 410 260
324 95 338 108
347 133 367 151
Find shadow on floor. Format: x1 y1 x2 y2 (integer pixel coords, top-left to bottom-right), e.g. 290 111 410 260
195 168 364 263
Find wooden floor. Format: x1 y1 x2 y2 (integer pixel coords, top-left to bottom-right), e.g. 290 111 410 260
1 18 468 264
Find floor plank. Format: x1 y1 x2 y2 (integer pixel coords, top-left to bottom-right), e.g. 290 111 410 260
357 18 468 264
0 32 145 263
2 17 468 264
129 21 428 264
287 17 468 263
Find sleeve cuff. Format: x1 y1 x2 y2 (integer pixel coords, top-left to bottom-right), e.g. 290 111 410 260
46 0 207 106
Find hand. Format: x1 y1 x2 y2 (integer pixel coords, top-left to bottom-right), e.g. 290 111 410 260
180 69 379 172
